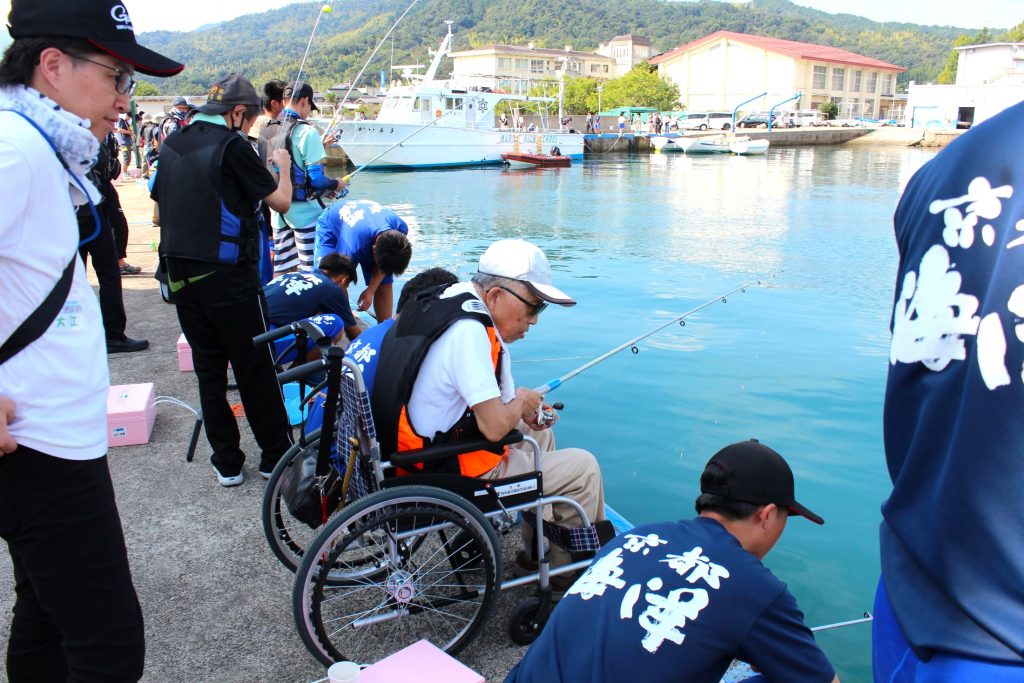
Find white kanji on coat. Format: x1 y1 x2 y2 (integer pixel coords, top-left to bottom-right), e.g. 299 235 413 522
890 244 980 372
929 176 1013 249
660 547 730 589
566 548 626 600
622 533 669 556
636 586 709 654
284 274 318 296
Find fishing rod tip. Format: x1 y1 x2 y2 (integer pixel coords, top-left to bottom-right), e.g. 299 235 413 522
322 4 332 12
342 174 352 182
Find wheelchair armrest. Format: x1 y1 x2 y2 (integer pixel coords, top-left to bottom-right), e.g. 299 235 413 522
389 429 524 468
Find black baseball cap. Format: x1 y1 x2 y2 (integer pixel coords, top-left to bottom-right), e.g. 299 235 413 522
196 73 260 115
284 81 319 111
701 439 824 525
7 0 184 77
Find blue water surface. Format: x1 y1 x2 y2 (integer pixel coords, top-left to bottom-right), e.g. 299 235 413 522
345 144 937 683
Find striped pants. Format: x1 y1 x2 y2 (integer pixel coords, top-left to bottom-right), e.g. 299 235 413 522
273 218 317 273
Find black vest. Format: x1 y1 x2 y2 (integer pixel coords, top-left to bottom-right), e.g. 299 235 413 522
157 121 259 265
371 286 496 464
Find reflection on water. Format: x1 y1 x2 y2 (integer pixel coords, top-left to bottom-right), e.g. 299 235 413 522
345 145 938 683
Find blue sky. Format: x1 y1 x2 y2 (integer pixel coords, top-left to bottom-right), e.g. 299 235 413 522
0 0 1018 34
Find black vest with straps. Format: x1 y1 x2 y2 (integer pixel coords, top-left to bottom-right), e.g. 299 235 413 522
371 286 496 466
157 121 259 265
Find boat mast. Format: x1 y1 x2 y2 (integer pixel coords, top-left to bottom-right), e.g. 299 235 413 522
423 20 453 81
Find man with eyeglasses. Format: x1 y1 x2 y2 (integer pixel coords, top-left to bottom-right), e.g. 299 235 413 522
0 1 183 681
373 239 606 587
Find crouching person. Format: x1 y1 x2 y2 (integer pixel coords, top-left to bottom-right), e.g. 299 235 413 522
506 439 839 683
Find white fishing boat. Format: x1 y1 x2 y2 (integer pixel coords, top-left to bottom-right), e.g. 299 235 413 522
729 137 770 155
334 23 583 169
677 135 732 154
650 135 685 153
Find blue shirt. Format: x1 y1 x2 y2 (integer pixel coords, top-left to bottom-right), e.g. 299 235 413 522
264 271 355 328
507 518 833 683
881 99 1024 661
342 318 393 398
314 199 408 283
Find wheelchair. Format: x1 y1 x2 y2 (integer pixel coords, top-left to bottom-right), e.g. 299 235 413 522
254 326 612 666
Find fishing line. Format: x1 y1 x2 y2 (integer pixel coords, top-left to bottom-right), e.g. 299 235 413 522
289 4 333 105
533 278 766 396
319 0 423 141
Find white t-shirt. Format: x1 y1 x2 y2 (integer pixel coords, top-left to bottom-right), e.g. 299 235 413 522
0 113 109 460
407 282 515 439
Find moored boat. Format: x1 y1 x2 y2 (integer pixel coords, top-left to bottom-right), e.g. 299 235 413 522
677 135 732 154
650 135 684 153
501 151 572 168
729 137 770 155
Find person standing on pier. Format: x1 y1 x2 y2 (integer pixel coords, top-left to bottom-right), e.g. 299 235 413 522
0 0 183 679
874 99 1024 680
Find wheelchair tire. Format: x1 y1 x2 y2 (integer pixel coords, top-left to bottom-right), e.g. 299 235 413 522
293 486 502 666
262 429 326 573
509 596 549 645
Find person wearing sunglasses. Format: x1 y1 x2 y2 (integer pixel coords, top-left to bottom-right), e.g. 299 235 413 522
0 1 183 681
372 238 606 591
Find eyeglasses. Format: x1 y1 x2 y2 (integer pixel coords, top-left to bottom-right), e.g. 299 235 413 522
494 285 547 316
66 53 136 95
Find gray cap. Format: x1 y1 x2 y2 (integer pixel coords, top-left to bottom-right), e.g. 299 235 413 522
171 95 189 107
196 73 259 115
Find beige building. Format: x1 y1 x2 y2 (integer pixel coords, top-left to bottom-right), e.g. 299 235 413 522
906 42 1024 128
596 34 654 77
650 31 905 119
450 44 618 93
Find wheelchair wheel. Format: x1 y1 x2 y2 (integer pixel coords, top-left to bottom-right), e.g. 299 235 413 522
262 429 329 573
293 486 502 666
508 597 549 645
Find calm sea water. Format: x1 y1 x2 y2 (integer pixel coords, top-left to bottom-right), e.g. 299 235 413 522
344 144 937 682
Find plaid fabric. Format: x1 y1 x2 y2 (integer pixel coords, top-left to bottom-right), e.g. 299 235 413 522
522 510 602 553
335 366 379 503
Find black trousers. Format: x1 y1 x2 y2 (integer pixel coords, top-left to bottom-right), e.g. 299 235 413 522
170 262 292 474
78 184 128 341
106 183 130 260
0 447 144 682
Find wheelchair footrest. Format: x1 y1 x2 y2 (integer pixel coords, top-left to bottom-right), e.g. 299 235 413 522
522 511 617 555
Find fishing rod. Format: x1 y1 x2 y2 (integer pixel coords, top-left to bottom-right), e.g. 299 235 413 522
533 278 764 396
320 0 423 142
289 4 333 105
810 612 873 633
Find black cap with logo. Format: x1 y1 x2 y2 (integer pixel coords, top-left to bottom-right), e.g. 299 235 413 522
283 81 319 112
196 73 260 115
7 0 184 77
701 439 824 525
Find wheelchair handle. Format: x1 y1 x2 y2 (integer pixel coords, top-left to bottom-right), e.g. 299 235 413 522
253 320 328 347
276 358 326 385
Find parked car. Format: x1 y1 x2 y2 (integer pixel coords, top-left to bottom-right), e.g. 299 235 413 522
678 111 734 131
737 111 782 128
786 110 825 127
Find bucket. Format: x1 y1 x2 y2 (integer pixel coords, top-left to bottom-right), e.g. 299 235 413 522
282 382 307 427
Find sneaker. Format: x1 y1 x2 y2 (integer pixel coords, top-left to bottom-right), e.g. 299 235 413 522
120 263 142 275
212 464 244 487
106 337 149 353
258 466 274 481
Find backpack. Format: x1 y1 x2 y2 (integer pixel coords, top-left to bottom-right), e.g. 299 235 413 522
262 117 327 205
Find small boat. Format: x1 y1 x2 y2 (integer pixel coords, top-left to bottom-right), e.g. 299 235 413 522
501 151 572 169
729 137 770 155
650 135 684 153
677 136 732 154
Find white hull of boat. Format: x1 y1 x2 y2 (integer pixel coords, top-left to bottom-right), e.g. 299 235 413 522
676 137 732 154
337 123 584 169
729 138 770 155
650 135 684 153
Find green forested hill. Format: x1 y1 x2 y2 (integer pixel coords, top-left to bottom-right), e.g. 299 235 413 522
137 0 1007 95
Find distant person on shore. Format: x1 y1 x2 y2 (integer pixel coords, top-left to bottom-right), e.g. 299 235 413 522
499 112 509 129
873 100 1024 680
593 113 601 134
585 113 593 134
159 95 190 144
266 81 346 273
0 1 183 679
313 198 411 321
617 112 626 133
115 111 135 172
654 112 662 134
263 252 362 363
78 132 148 353
254 78 287 158
154 73 296 486
507 439 838 683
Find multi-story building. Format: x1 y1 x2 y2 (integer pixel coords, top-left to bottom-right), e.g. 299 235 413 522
650 30 905 119
906 42 1024 128
595 34 653 77
449 44 617 93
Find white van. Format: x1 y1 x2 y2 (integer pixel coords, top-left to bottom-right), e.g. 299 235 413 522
787 110 824 127
678 111 734 131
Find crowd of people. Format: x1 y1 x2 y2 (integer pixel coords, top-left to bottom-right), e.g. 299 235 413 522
2 1 1023 682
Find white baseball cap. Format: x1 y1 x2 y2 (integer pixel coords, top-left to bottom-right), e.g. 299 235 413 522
478 239 576 307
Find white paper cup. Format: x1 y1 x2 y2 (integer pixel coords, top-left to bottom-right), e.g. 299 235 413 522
327 661 361 683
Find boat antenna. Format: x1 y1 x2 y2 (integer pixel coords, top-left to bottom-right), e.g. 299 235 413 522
287 4 333 110
319 0 423 141
533 278 767 396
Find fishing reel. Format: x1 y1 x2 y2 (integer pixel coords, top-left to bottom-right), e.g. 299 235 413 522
536 402 564 426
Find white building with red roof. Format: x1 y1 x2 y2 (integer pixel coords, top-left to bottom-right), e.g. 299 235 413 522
650 30 906 120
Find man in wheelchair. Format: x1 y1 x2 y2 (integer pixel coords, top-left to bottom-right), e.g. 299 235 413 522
372 239 606 586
